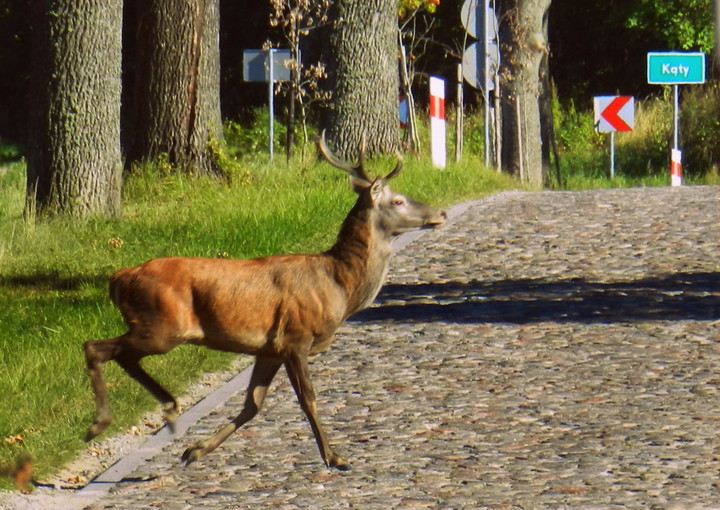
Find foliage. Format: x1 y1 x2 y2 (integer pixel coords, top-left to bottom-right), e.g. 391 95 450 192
0 140 21 163
552 86 720 187
398 0 440 18
680 82 720 177
222 109 292 157
625 0 714 53
548 0 713 103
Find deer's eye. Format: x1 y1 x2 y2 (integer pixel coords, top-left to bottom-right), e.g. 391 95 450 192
393 197 406 207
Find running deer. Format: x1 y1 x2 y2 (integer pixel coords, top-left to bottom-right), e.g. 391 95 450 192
84 132 446 470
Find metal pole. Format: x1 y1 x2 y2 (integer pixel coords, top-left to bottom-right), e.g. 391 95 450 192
610 131 615 179
456 63 463 163
268 49 275 161
673 84 679 150
491 0 500 171
483 0 490 168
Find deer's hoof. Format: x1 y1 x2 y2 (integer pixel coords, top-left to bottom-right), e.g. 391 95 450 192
85 421 109 442
181 444 205 466
328 454 351 471
163 402 180 431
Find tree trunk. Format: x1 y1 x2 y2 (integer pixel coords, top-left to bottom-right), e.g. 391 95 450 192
715 0 720 70
498 0 551 187
26 0 123 219
324 0 399 159
127 0 222 176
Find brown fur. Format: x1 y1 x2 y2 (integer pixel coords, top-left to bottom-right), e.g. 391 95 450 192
84 136 445 470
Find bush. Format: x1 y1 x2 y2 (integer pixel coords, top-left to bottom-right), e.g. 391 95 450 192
681 82 720 178
614 95 672 178
553 98 606 180
553 85 720 185
223 108 289 158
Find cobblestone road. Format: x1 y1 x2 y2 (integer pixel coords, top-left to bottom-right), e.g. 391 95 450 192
14 187 720 509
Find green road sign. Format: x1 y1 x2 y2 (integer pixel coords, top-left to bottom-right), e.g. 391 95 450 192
647 52 705 84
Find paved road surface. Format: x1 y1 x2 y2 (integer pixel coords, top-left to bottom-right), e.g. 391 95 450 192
5 186 720 509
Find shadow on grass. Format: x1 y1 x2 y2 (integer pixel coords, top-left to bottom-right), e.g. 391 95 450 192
350 272 720 324
0 271 110 291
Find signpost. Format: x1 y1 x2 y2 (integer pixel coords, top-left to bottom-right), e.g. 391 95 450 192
460 0 500 168
243 49 293 160
594 96 634 179
647 52 706 185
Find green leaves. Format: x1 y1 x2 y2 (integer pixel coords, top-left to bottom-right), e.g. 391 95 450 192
625 0 713 52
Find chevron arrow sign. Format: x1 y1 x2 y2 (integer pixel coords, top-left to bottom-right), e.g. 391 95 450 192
594 96 634 133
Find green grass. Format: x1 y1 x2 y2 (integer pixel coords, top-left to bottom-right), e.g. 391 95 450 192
0 146 519 488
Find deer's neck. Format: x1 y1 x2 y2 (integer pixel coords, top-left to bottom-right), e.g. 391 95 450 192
326 203 393 316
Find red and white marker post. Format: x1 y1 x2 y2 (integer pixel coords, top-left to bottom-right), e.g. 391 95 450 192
429 76 446 169
671 148 682 186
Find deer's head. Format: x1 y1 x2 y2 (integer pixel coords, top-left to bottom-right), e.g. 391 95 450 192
318 131 446 236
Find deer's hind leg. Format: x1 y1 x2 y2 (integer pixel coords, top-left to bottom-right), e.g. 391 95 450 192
115 351 180 430
84 337 121 440
84 333 180 440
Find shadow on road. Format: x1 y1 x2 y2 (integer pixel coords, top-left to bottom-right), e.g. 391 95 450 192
350 272 720 324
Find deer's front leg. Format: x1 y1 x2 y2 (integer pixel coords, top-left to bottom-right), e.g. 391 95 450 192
182 356 283 465
285 352 351 471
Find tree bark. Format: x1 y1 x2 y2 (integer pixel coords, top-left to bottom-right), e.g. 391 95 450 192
715 0 720 70
498 0 551 187
127 0 222 176
26 0 123 219
324 0 399 159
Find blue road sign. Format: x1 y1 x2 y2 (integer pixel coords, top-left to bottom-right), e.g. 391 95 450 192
647 52 705 85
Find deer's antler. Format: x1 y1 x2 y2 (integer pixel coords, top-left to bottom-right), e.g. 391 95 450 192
384 153 403 181
318 130 372 183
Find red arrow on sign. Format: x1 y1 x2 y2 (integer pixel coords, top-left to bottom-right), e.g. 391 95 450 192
601 96 633 132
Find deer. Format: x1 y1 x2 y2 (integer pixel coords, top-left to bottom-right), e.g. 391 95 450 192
83 131 446 471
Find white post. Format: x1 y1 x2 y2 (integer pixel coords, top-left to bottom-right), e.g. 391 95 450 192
671 84 682 186
429 76 446 169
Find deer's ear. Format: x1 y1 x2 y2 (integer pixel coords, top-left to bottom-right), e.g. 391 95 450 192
369 179 383 204
350 175 370 194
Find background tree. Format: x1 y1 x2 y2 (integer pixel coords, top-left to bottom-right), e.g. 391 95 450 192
549 0 713 103
497 0 551 187
269 0 334 158
322 0 400 158
26 0 123 218
716 0 720 69
126 0 222 176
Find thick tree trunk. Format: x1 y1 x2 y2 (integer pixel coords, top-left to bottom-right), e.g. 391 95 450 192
26 0 123 219
128 0 222 176
498 0 551 187
715 0 720 70
324 0 399 159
